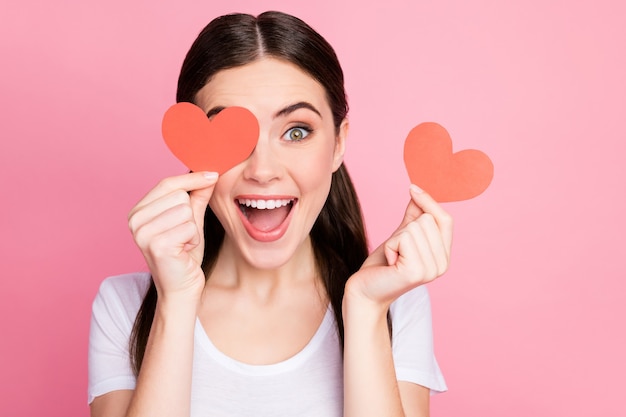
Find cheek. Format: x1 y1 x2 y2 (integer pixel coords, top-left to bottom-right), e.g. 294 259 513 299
288 147 335 195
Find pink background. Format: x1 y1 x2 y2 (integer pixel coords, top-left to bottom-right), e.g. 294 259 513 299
1 0 624 415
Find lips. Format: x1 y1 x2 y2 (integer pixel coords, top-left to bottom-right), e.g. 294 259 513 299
236 196 296 242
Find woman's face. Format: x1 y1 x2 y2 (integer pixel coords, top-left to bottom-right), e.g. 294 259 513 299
195 58 347 270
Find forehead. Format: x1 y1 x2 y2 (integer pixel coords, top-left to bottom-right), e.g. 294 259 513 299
195 58 330 116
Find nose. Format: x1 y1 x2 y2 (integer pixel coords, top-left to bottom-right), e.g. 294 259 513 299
242 135 282 184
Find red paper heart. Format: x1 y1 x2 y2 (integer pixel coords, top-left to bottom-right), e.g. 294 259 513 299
162 102 259 174
404 122 494 202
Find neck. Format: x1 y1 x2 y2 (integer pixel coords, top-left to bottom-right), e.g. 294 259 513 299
206 235 321 301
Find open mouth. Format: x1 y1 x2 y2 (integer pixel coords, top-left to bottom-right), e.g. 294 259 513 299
236 198 296 232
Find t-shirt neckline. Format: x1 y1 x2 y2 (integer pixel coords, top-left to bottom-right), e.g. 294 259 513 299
194 306 335 376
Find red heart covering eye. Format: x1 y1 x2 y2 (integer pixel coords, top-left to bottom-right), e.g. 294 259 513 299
162 102 259 174
404 122 494 202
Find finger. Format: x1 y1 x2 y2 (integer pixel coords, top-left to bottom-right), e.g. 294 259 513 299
377 230 422 299
360 241 386 269
397 196 424 231
129 172 219 218
189 179 218 234
417 213 450 275
385 222 438 283
133 203 197 251
128 189 191 234
145 220 201 274
404 222 439 282
408 184 454 252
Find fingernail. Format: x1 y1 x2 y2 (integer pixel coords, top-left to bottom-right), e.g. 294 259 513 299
203 171 219 180
410 184 424 194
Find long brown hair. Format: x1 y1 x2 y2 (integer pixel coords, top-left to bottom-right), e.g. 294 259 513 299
130 11 369 375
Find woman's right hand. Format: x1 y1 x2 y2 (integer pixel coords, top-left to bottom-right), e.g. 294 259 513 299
127 171 218 302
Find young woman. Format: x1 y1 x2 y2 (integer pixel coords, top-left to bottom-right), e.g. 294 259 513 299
88 11 452 417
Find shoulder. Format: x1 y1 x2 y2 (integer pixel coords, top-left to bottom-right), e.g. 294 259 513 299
92 272 151 323
388 285 448 392
89 272 151 354
388 285 434 343
96 272 152 300
389 285 430 318
88 273 149 404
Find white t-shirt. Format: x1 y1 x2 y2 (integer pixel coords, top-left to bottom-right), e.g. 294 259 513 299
88 272 447 416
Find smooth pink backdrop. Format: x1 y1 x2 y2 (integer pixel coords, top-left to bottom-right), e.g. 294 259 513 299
1 0 624 416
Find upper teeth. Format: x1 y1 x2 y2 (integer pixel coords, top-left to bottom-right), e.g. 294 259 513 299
237 199 293 209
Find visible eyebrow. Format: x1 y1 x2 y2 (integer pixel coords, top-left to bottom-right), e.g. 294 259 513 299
274 102 322 119
205 102 322 119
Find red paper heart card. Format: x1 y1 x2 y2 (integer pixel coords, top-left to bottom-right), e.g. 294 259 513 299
162 102 259 174
404 122 494 202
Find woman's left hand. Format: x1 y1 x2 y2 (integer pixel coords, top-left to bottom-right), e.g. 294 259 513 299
344 185 453 311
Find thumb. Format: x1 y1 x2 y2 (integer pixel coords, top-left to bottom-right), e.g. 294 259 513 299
397 184 425 230
189 171 219 233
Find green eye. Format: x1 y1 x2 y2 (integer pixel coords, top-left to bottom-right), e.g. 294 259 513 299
284 127 310 141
